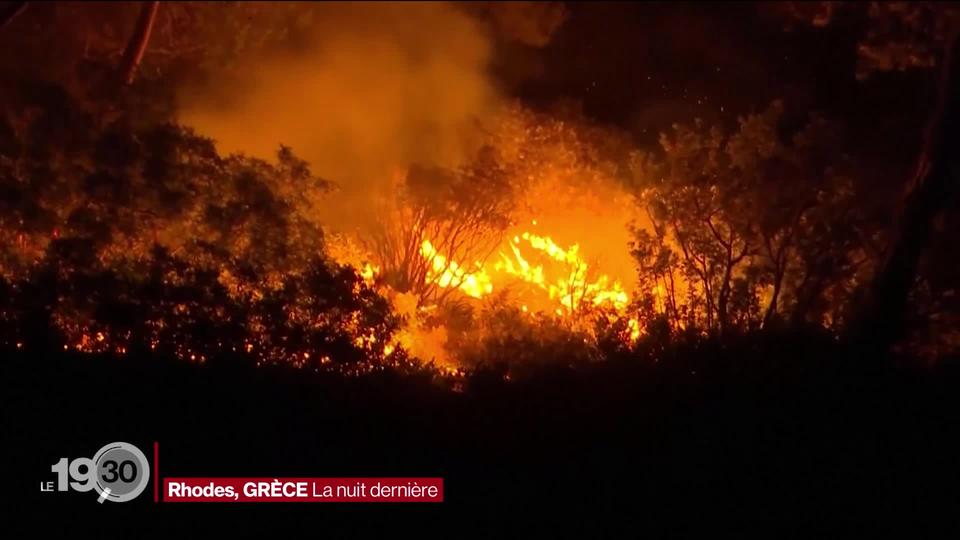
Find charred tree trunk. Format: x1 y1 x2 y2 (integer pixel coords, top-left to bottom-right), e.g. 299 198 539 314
717 264 732 336
855 32 960 352
790 271 825 328
761 234 790 328
762 273 783 327
118 1 159 85
0 1 27 30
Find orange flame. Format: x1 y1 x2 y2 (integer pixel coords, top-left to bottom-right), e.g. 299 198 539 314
421 222 639 340
420 240 493 299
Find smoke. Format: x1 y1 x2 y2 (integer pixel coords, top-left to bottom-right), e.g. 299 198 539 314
470 1 568 48
178 2 502 229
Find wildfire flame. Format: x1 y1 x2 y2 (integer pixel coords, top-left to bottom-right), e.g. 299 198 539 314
360 263 380 284
419 240 493 299
495 232 630 313
421 222 637 336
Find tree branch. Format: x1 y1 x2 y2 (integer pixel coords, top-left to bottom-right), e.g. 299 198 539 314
118 1 160 85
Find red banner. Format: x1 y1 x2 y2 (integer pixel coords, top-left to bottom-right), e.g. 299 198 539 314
164 477 443 503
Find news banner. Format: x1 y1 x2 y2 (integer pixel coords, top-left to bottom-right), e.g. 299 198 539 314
39 441 443 504
166 478 443 502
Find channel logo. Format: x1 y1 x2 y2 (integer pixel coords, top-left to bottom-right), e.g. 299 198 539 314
42 442 150 503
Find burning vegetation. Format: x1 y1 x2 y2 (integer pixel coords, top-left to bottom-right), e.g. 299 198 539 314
0 1 958 380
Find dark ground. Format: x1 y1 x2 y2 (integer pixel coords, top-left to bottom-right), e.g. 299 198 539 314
5 339 960 537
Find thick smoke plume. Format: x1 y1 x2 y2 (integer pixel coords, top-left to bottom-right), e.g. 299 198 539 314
178 1 502 228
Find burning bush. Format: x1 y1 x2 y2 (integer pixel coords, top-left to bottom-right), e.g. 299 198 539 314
0 84 400 371
368 149 514 305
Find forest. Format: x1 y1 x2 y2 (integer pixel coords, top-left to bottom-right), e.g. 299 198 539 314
4 2 959 536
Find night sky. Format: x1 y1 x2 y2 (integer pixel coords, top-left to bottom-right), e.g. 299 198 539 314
496 2 937 191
